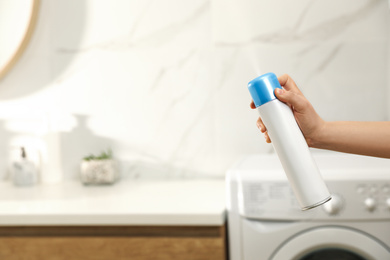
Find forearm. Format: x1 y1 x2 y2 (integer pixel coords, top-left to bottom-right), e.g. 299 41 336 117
311 121 390 159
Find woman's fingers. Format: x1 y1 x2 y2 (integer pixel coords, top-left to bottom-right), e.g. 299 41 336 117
251 101 271 143
257 117 266 133
250 100 256 109
264 132 271 143
256 117 271 142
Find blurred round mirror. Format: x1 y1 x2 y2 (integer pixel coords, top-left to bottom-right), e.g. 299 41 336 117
0 0 40 80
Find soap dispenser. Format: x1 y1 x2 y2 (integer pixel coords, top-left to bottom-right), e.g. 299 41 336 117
12 147 38 186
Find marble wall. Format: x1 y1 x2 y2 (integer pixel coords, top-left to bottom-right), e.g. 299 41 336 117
0 0 388 180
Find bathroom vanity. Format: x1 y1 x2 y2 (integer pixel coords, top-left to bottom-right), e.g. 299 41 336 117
0 179 226 259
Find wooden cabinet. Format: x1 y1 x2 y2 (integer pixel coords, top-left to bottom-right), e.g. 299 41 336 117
0 225 227 260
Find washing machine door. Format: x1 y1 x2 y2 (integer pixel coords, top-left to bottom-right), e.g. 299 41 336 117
271 227 390 260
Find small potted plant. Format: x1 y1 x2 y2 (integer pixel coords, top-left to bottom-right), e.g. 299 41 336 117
80 149 119 185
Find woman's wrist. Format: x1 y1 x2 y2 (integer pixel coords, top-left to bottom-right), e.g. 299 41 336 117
306 119 328 149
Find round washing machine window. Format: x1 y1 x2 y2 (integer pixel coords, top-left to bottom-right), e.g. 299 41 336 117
300 248 366 260
271 227 390 260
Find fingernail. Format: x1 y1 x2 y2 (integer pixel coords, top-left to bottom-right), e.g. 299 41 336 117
260 125 265 132
276 88 284 95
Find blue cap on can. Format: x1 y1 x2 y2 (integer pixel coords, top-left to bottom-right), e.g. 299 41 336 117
247 72 282 107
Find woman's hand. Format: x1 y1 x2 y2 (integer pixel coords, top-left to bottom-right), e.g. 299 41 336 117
250 74 325 147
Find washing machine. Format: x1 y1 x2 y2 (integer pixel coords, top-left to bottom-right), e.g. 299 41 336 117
226 151 390 260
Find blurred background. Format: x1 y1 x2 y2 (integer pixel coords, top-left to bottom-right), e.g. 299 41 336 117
0 0 389 181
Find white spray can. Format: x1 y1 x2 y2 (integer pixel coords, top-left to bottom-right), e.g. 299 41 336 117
248 72 331 210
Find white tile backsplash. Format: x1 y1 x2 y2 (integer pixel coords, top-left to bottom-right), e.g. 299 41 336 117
0 0 388 180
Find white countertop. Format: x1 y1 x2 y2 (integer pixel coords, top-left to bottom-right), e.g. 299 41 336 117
0 179 226 226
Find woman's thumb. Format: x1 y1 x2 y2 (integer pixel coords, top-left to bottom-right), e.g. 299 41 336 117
274 88 288 102
274 88 307 112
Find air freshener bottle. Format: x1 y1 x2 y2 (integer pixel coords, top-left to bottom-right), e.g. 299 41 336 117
247 72 331 210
